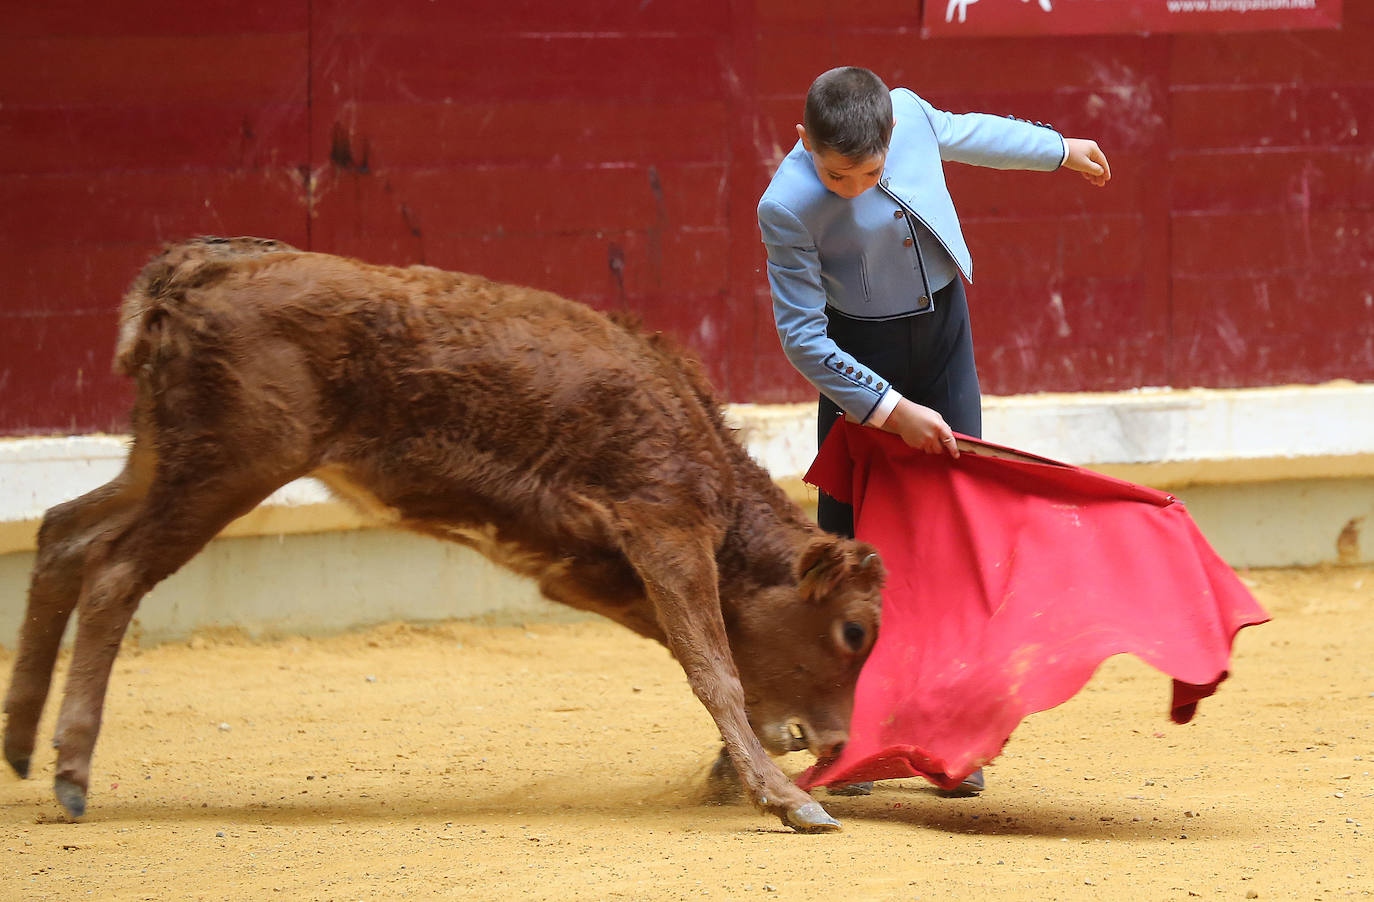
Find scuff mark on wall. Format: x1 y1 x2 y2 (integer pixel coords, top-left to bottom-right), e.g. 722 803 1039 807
1215 310 1246 359
330 121 371 174
1047 291 1072 338
1290 160 1316 265
1336 516 1363 564
608 243 628 311
647 165 666 289
400 201 426 263
1253 280 1271 322
1086 61 1163 145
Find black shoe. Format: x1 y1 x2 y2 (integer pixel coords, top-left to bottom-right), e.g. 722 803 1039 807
939 767 985 797
826 782 873 796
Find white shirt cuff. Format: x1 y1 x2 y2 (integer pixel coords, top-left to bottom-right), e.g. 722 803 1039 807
866 387 903 429
1059 137 1070 168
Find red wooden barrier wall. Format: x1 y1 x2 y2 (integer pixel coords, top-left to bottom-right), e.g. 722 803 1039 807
2 1 1370 435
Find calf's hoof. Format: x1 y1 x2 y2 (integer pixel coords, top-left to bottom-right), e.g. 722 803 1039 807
4 748 31 780
783 800 842 834
54 777 87 820
703 748 743 801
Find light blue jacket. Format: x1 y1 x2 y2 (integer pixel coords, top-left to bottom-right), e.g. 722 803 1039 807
758 88 1066 423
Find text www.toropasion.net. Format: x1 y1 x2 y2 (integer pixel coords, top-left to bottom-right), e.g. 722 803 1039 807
1165 0 1316 13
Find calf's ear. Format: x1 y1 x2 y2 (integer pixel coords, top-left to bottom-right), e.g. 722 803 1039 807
798 538 887 604
796 536 851 602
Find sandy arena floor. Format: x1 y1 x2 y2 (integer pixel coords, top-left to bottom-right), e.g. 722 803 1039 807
2 566 1370 901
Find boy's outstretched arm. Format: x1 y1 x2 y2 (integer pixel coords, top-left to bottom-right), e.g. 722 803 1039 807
1063 138 1111 187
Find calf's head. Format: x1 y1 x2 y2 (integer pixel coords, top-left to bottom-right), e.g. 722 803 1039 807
729 536 885 761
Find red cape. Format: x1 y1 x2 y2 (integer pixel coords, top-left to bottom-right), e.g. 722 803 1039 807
797 421 1270 791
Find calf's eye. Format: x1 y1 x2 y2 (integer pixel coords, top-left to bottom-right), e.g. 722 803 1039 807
841 620 867 652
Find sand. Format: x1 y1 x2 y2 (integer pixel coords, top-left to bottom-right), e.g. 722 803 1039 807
2 566 1370 901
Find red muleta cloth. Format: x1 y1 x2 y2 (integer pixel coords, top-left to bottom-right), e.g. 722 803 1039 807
797 421 1270 791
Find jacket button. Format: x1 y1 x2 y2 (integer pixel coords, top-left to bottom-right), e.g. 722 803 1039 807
902 237 913 247
876 382 886 391
893 210 904 219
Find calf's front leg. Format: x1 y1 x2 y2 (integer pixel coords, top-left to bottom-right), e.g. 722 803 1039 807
623 533 840 833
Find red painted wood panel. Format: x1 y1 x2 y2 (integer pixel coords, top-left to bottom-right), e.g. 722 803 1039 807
0 34 307 106
0 105 308 174
313 1 733 35
1172 84 1374 151
313 163 722 238
948 154 1157 219
1173 272 1374 386
319 222 730 306
303 0 750 403
3 1 1373 435
1171 148 1374 214
311 34 729 104
1170 27 1374 85
976 276 1168 390
0 5 311 434
1173 210 1374 275
329 101 730 168
5 1 306 36
0 172 309 251
0 172 310 434
1 313 132 434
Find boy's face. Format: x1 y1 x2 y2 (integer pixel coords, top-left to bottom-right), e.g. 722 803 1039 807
797 124 886 199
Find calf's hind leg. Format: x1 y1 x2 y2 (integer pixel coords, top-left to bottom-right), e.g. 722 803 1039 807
47 467 288 818
4 448 153 779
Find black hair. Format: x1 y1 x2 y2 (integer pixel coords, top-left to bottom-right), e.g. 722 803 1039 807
803 67 894 161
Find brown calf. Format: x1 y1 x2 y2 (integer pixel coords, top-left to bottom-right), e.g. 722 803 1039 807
3 238 884 832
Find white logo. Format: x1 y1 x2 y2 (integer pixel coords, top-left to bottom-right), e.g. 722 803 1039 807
945 0 980 22
947 0 1052 23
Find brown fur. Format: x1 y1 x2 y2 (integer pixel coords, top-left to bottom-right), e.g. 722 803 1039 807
3 237 885 831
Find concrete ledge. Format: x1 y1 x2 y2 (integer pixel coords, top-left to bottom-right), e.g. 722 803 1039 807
0 527 576 647
2 383 1371 645
724 383 1374 572
4 382 1373 554
726 381 1374 491
981 382 1374 487
0 436 373 556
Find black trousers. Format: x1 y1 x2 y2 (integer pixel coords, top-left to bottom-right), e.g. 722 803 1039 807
817 278 982 538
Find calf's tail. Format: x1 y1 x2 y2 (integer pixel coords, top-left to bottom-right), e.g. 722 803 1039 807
113 236 297 376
